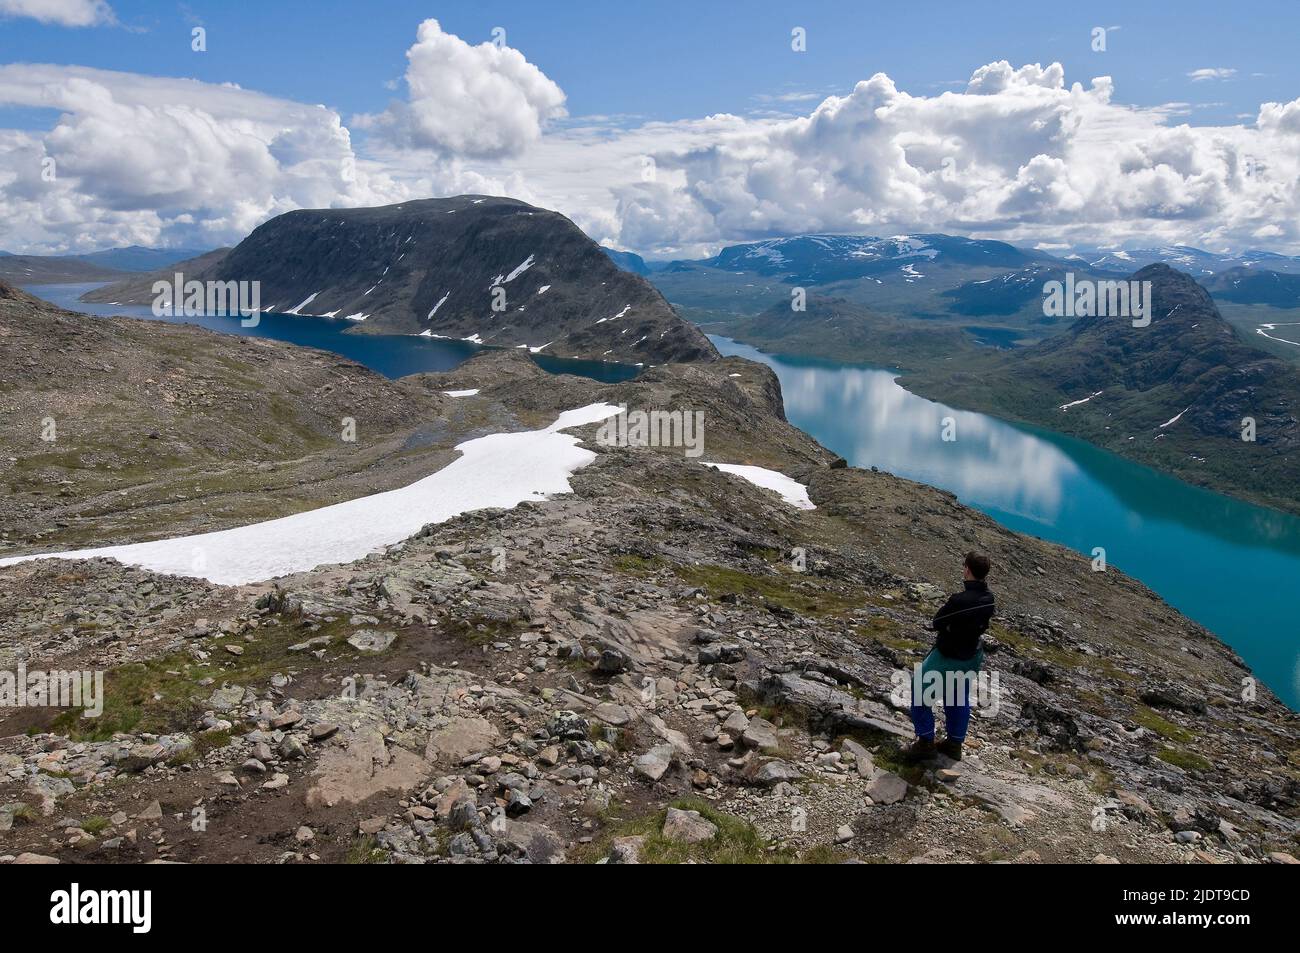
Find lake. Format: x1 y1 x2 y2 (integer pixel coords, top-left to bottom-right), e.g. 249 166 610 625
710 335 1300 711
30 283 641 384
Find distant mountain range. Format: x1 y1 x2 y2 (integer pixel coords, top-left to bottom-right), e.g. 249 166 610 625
0 245 210 285
1069 246 1300 278
84 197 717 365
904 264 1300 515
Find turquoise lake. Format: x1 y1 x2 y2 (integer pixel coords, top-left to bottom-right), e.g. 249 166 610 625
710 335 1300 711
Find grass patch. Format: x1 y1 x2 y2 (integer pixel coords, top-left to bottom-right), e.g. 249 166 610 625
1132 706 1194 744
673 563 859 617
577 798 793 864
344 836 387 864
50 618 353 741
1156 748 1214 773
81 815 111 835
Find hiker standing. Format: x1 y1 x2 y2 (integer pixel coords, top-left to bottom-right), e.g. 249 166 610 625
903 552 995 761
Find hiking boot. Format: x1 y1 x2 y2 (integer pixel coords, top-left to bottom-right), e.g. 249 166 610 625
936 738 964 761
900 737 937 763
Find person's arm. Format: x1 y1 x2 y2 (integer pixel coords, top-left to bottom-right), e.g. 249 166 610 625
930 594 959 632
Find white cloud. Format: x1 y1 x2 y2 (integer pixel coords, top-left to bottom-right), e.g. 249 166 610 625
596 61 1300 255
354 18 566 158
0 0 114 27
5 48 1300 260
1188 68 1238 82
0 64 404 252
1190 67 1237 82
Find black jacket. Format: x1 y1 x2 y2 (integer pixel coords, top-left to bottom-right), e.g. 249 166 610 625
931 580 995 661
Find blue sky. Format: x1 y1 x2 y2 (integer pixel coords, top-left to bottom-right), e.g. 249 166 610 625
4 0 1293 128
2 0 1299 256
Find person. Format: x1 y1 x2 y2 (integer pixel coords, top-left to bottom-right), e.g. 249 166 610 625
902 551 995 762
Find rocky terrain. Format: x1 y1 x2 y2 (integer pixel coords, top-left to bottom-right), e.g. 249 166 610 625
83 197 718 366
905 265 1300 515
1 326 1297 865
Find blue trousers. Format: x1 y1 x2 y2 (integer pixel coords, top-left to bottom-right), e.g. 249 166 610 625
910 696 972 741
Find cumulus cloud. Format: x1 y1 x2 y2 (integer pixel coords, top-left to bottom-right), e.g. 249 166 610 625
0 0 114 27
0 64 405 252
601 61 1300 255
4 47 1300 260
354 18 566 158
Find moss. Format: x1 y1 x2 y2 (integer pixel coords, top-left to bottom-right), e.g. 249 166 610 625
1156 747 1214 773
1132 706 1195 744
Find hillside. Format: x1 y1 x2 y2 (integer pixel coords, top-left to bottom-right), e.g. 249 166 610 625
904 265 1300 515
0 280 463 555
0 255 128 285
84 197 717 365
1 337 1297 865
710 293 979 370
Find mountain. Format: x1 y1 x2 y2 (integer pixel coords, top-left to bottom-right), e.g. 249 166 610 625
705 233 1040 284
0 255 129 285
84 197 717 365
905 264 1300 514
1202 266 1300 307
601 246 651 275
1 313 1296 864
74 245 211 272
649 232 1081 346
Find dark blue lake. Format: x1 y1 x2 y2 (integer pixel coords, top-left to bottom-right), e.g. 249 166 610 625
30 283 641 384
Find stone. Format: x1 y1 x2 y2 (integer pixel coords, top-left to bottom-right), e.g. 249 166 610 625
840 738 875 778
426 716 500 765
608 835 646 864
594 648 630 674
498 820 566 864
13 852 59 864
208 685 245 712
865 771 909 805
306 729 428 809
270 710 303 730
752 760 802 787
835 824 855 844
722 710 750 736
347 629 397 653
662 807 718 844
634 744 675 782
740 717 781 753
309 723 339 742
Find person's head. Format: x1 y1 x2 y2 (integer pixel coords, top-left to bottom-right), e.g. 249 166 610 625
963 551 991 582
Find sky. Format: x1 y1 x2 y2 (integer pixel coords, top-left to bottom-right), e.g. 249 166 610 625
2 0 1299 257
